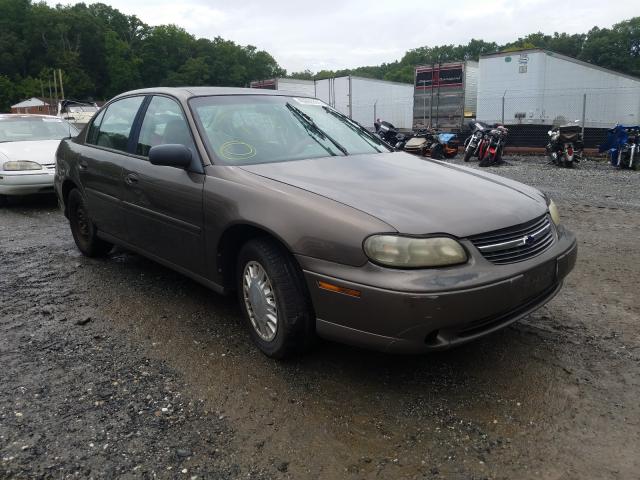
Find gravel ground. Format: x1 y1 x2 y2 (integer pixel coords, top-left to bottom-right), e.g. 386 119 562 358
1 156 639 479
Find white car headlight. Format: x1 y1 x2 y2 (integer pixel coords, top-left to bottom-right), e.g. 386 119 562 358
548 199 561 225
3 160 42 171
364 235 468 268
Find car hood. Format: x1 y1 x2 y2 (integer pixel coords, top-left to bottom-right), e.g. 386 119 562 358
0 139 61 166
239 152 548 237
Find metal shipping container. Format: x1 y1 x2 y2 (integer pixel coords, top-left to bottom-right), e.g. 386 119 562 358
477 49 640 128
315 76 414 130
413 61 479 131
250 78 317 97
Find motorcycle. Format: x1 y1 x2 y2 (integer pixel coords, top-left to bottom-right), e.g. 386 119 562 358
375 120 410 150
463 121 491 162
599 124 640 170
403 128 459 159
546 123 583 168
478 125 508 167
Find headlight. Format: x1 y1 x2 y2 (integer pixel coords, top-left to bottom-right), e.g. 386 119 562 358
364 235 467 268
548 199 561 225
3 161 42 171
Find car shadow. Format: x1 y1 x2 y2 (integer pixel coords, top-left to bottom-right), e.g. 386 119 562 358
2 193 58 210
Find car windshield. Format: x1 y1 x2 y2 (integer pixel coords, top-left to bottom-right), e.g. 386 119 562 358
190 95 392 165
0 116 78 143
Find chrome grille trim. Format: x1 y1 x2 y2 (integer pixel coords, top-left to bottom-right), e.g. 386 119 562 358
469 215 555 265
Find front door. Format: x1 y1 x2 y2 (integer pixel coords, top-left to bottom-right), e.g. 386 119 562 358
120 95 206 275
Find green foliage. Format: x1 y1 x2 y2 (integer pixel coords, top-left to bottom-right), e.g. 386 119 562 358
0 0 284 110
0 0 639 112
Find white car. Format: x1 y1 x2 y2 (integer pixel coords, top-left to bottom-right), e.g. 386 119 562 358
0 114 79 205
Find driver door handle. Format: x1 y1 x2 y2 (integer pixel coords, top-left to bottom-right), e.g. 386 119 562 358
124 173 139 185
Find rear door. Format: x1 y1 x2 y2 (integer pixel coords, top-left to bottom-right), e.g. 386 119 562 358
80 96 145 241
120 95 206 275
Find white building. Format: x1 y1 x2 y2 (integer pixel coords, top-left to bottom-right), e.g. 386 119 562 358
477 49 640 128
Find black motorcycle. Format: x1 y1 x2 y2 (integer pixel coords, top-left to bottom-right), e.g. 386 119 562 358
546 123 583 168
375 121 408 150
463 121 491 162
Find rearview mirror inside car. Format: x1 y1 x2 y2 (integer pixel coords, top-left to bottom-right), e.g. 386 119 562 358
149 144 192 168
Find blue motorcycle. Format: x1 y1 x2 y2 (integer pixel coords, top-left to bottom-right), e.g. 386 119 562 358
599 124 640 170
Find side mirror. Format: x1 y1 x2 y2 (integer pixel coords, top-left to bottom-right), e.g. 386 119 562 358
149 144 192 168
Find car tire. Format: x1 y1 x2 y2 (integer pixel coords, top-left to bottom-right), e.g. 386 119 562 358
68 189 113 257
236 237 315 359
0 194 7 207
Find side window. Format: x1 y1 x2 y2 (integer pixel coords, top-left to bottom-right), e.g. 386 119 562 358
86 108 106 145
88 96 144 152
136 96 196 157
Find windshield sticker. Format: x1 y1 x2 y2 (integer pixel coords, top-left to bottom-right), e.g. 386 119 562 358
219 141 256 161
293 97 324 106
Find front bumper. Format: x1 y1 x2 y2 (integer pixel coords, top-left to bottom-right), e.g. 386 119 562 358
0 170 55 196
298 227 577 353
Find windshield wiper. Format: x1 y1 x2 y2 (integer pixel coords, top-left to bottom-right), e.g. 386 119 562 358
286 103 348 156
322 106 386 152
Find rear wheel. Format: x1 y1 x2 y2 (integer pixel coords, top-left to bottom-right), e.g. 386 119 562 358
236 238 315 358
479 149 494 167
463 147 474 162
430 143 444 160
68 189 113 257
443 146 458 159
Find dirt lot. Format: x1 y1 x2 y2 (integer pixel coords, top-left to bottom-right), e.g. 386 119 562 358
1 156 639 479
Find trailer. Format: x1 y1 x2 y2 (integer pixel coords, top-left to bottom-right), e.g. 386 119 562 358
413 61 479 131
314 76 414 130
477 49 640 128
249 78 316 97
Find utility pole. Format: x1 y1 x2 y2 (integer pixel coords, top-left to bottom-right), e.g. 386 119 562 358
48 79 53 115
53 70 58 111
58 69 65 101
581 93 587 139
40 79 45 112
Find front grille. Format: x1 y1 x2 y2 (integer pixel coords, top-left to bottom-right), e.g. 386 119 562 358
469 214 555 265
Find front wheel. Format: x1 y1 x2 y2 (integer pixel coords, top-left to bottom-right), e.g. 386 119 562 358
236 238 315 358
463 147 474 162
68 189 113 257
0 194 7 207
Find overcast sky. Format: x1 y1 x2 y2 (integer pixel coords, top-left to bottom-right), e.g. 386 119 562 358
49 0 637 72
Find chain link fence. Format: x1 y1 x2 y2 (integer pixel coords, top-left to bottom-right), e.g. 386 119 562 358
476 88 640 149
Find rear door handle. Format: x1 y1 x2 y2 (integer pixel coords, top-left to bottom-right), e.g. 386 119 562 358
124 173 139 185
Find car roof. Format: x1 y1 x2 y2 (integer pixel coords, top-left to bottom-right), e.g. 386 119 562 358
112 86 314 101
